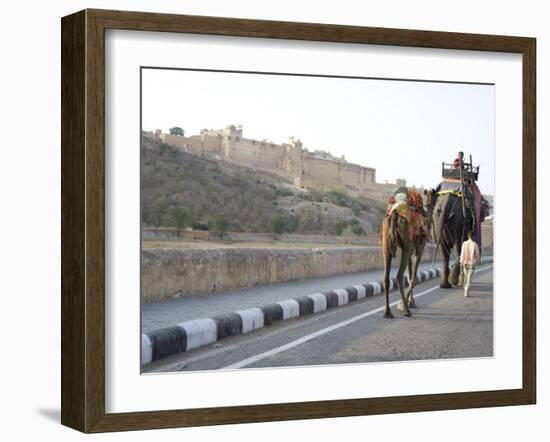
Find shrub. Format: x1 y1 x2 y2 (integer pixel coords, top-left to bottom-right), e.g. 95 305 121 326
351 224 366 236
159 142 171 153
329 219 348 236
170 206 192 234
191 221 209 231
284 214 300 233
270 213 300 237
276 188 294 197
213 213 229 238
270 213 286 237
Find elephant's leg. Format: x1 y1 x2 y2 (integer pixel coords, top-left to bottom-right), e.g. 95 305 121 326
382 245 394 319
396 250 412 317
456 239 465 286
449 261 461 286
449 234 462 286
440 246 452 288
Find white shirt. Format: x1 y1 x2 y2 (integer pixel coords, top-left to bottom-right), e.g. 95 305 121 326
460 238 480 266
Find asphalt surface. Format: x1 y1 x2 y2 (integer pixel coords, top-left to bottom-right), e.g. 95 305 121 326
141 260 447 333
143 265 493 373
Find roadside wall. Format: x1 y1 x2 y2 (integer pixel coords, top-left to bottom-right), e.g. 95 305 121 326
142 229 380 245
142 227 209 240
142 245 440 302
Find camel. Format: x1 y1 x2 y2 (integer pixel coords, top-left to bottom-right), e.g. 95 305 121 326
380 192 429 318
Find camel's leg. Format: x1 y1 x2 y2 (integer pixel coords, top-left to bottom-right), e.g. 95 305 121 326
407 252 421 308
406 255 414 306
406 256 413 293
396 249 412 317
382 242 394 319
440 245 452 289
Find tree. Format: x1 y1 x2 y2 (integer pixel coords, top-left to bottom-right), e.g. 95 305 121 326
170 206 191 235
147 196 169 227
329 219 348 236
300 206 323 232
213 213 229 238
329 190 348 207
270 213 286 238
351 224 366 237
169 126 185 136
141 206 153 227
284 214 300 233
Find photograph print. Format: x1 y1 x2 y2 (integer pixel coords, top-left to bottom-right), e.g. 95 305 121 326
140 67 494 374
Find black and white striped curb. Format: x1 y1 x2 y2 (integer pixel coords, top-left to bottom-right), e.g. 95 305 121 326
142 256 493 365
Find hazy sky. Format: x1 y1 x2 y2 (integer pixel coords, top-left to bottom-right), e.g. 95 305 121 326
142 68 495 195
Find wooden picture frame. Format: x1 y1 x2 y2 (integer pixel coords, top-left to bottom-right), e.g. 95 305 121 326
61 8 536 433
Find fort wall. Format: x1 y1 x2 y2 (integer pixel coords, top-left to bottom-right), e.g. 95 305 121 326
156 125 378 196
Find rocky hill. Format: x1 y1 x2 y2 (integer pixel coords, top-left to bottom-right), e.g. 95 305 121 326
141 135 385 236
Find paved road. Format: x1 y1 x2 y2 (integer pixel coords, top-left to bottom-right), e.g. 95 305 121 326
144 265 493 373
142 260 447 333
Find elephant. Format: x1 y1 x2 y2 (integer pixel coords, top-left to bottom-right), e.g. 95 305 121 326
424 188 488 288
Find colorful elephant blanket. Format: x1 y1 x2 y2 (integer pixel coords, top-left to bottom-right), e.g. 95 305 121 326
386 190 428 241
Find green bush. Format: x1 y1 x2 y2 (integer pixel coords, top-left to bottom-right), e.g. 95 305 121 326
191 221 209 231
213 213 229 238
170 206 193 234
275 188 294 197
270 214 286 236
159 142 170 152
270 213 300 236
351 224 366 236
329 219 348 236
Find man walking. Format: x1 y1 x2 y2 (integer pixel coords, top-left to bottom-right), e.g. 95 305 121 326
460 231 481 297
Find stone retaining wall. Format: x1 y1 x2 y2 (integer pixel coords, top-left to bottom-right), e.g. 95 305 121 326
142 245 443 302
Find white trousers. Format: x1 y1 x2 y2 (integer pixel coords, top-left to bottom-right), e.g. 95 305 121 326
463 264 475 297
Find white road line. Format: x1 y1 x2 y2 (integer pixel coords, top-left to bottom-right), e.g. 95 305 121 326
221 265 493 370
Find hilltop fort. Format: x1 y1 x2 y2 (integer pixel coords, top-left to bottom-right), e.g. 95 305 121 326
152 125 395 198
